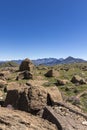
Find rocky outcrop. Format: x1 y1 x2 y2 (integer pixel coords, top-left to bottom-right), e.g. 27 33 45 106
41 105 87 130
71 75 86 84
4 82 63 114
19 58 34 72
45 69 60 77
4 82 47 113
2 68 87 130
0 107 57 130
27 84 47 113
38 101 87 130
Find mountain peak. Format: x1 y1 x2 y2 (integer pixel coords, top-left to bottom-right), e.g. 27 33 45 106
65 56 75 60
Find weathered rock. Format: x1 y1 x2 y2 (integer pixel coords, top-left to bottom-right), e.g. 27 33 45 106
42 106 73 130
45 69 60 77
56 79 69 85
71 75 86 84
28 85 47 113
4 82 28 111
4 82 63 114
4 82 47 113
42 106 87 130
16 70 33 80
19 58 34 72
46 86 63 105
0 107 57 130
0 71 11 80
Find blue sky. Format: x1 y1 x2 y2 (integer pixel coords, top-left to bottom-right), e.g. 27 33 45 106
0 0 87 60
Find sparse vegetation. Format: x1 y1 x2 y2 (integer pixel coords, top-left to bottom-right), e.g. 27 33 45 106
0 59 87 129
0 61 87 113
0 61 19 68
36 62 87 112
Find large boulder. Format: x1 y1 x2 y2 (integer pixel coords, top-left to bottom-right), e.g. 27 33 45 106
71 75 86 84
4 82 63 114
45 69 60 77
19 58 34 72
27 84 47 113
4 82 47 113
4 82 27 110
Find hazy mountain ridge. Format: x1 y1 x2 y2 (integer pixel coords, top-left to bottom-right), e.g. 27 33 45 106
0 56 86 66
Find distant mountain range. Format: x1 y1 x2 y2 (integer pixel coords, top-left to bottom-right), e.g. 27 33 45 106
0 56 86 66
32 56 86 65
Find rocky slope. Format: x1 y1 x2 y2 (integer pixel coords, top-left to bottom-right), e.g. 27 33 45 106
0 58 87 130
0 107 57 130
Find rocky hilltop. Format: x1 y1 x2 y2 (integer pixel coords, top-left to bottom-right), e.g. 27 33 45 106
0 58 87 130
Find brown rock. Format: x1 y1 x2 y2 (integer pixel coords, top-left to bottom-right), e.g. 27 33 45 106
4 82 47 113
4 82 28 110
42 106 71 130
19 58 34 72
56 79 69 85
28 85 47 113
42 105 87 130
0 107 57 130
16 70 33 80
0 71 11 80
46 86 63 105
45 69 60 77
71 75 86 84
4 82 63 114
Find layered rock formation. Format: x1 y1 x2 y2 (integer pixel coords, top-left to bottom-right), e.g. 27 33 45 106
0 107 57 130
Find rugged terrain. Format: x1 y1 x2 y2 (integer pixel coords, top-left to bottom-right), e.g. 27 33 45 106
0 58 87 129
